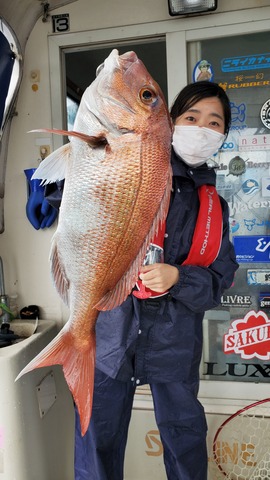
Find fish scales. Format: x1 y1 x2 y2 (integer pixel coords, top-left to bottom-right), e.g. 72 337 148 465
16 49 172 436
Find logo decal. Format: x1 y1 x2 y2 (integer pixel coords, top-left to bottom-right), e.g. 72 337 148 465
233 235 270 263
221 294 252 308
239 133 270 151
259 294 270 309
145 430 163 456
193 60 213 83
230 101 246 124
221 53 270 72
224 310 270 359
227 156 246 176
241 179 259 196
260 98 270 129
262 178 270 197
230 219 240 234
247 269 270 286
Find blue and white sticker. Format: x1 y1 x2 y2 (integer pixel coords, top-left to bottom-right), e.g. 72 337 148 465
247 270 270 285
259 293 270 308
262 178 270 197
233 235 270 263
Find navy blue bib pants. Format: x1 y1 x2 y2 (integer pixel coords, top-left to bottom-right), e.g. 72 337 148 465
74 368 208 480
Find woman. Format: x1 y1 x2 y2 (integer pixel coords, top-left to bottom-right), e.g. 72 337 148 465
72 80 238 480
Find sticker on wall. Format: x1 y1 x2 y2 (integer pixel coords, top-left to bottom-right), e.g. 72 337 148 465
230 101 246 126
241 179 259 196
221 294 252 308
262 178 270 197
247 269 270 286
223 310 270 359
227 156 247 176
230 219 240 234
243 218 270 232
239 133 270 151
233 235 270 263
260 98 270 129
221 53 270 73
219 79 270 92
259 293 270 309
220 140 236 152
243 219 257 232
193 60 213 82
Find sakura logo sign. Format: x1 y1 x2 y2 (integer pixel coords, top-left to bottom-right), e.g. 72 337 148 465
223 310 270 360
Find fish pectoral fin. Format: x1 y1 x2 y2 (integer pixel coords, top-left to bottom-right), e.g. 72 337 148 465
83 134 108 148
30 128 108 148
50 240 70 306
32 143 71 184
15 328 96 436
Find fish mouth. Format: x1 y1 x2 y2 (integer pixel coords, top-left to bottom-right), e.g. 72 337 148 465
96 49 138 78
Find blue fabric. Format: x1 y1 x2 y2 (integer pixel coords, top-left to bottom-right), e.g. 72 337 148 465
0 31 15 131
74 369 207 480
24 168 58 229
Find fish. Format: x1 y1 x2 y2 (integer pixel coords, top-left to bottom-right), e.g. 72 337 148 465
16 49 172 436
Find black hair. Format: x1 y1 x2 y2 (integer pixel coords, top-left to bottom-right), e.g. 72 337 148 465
170 81 231 136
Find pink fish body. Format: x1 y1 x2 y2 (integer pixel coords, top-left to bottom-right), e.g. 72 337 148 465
17 49 172 435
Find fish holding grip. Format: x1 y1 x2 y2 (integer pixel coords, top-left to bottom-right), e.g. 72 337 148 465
133 221 168 299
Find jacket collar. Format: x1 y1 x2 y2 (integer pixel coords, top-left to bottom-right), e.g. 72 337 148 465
171 148 216 188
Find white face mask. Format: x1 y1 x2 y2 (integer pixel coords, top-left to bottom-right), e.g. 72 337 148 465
172 125 225 167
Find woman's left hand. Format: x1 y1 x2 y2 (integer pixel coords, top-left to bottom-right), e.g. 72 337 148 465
139 263 179 292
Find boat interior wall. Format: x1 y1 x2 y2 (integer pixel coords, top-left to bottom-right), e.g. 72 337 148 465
0 1 78 50
0 0 77 233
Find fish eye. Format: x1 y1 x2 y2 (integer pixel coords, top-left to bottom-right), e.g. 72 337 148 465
96 63 104 77
139 87 157 105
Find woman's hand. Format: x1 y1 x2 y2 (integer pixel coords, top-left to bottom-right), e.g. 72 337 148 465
139 263 179 292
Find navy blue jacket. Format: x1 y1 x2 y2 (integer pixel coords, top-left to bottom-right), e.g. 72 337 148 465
94 151 238 385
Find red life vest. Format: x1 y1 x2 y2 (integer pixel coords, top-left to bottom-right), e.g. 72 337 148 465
133 185 223 299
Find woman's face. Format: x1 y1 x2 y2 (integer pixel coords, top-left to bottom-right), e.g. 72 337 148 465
174 97 225 134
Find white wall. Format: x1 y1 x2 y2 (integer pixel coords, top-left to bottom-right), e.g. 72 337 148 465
0 0 269 327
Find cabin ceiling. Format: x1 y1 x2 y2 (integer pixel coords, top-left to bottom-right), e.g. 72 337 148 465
0 0 78 51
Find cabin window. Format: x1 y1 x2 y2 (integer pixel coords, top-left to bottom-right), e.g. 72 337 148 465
188 31 270 384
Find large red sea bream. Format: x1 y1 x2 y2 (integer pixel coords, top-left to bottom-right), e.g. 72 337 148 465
16 49 172 435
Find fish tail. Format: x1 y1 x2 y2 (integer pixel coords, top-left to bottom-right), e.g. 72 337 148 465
15 328 96 436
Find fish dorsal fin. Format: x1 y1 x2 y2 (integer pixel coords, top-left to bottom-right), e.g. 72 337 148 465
50 236 70 306
32 143 71 184
95 172 172 311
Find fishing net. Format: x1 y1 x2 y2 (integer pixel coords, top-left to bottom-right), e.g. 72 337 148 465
208 398 270 479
